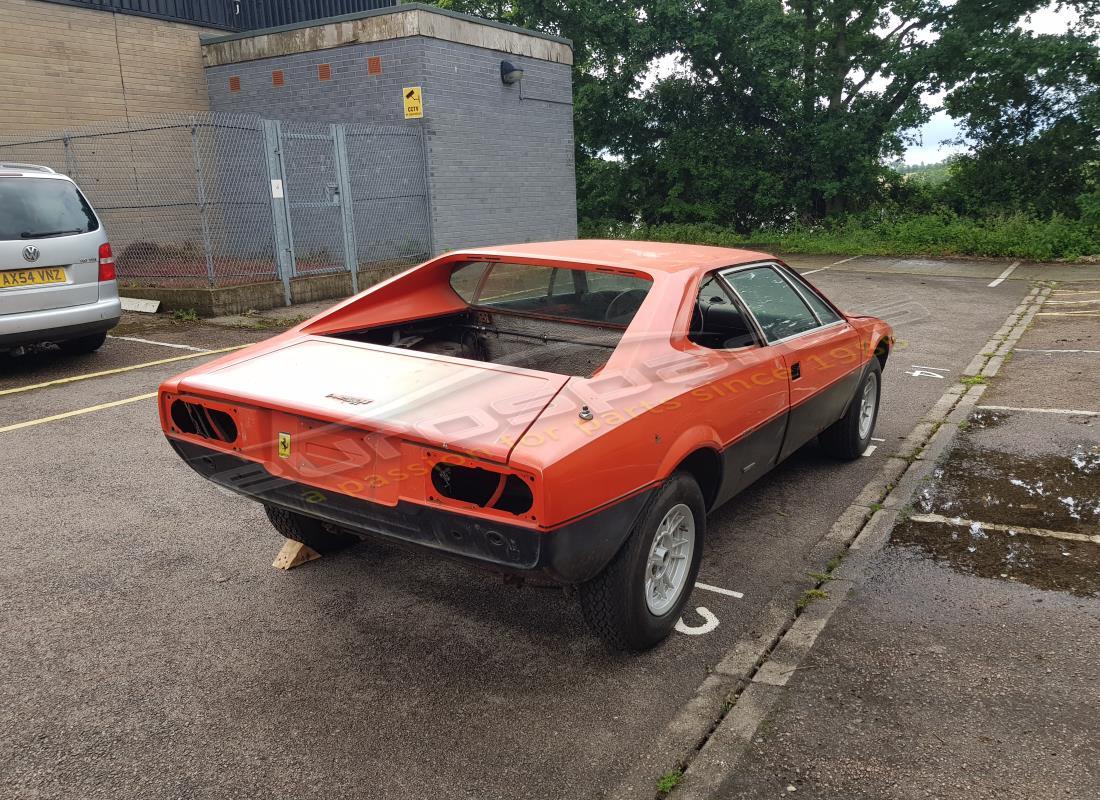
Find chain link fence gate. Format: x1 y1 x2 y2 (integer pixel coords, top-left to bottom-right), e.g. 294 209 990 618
0 112 432 305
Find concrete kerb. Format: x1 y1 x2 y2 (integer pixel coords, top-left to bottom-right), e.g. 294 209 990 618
649 286 1049 800
963 286 1049 375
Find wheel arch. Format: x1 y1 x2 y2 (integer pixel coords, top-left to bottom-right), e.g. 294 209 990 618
673 447 723 510
874 336 891 369
655 424 724 510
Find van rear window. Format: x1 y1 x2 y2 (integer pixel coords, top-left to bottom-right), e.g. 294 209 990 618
0 177 99 241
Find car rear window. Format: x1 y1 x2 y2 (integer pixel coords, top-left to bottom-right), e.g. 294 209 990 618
449 261 652 325
0 177 99 241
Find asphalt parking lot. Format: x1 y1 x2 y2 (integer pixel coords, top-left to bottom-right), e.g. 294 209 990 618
1 255 1094 799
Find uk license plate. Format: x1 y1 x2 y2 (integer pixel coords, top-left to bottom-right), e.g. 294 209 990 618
0 267 66 289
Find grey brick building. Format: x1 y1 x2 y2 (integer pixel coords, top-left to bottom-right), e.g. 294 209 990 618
201 3 578 254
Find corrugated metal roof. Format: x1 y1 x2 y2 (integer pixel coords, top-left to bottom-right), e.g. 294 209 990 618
35 0 397 32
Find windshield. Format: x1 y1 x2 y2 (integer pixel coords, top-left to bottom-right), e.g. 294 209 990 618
0 177 99 241
450 261 652 326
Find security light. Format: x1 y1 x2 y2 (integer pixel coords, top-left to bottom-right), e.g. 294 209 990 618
500 60 524 85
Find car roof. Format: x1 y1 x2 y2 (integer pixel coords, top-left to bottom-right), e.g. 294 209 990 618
0 163 69 179
450 239 777 274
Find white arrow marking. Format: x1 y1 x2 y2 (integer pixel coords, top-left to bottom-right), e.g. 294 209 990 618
676 607 719 636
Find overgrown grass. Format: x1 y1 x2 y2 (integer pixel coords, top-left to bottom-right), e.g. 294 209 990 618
581 212 1100 262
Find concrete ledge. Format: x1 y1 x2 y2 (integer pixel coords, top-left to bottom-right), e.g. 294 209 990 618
121 264 412 316
201 4 574 67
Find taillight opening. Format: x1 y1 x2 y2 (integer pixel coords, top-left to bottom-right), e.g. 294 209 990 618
431 463 533 515
170 399 238 444
98 242 115 282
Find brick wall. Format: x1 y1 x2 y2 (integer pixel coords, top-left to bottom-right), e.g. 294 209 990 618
204 32 577 253
0 0 214 135
204 38 422 126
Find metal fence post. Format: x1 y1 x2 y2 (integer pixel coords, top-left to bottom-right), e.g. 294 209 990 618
262 119 294 306
418 120 436 257
332 124 360 295
191 122 217 285
62 135 76 181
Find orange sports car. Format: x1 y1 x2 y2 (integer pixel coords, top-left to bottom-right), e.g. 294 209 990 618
159 241 892 650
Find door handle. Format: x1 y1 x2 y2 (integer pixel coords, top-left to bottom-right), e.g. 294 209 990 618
791 362 801 380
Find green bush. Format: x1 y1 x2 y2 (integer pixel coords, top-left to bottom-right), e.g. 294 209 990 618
580 212 1099 262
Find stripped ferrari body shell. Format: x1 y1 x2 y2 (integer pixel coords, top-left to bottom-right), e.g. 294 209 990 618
159 241 892 584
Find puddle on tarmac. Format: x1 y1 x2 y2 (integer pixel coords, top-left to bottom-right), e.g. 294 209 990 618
891 519 1100 598
967 409 1008 430
915 443 1100 535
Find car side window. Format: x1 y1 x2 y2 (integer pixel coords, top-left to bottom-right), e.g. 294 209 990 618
723 266 820 342
688 275 758 349
782 268 842 324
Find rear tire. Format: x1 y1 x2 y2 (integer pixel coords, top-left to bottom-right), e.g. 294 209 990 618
264 505 358 554
819 360 881 460
59 332 107 354
578 473 705 651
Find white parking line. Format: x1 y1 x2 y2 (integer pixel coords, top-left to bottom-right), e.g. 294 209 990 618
108 335 210 352
694 582 745 599
0 392 157 434
861 445 878 457
909 513 1100 546
802 255 860 276
871 437 886 442
987 261 1020 288
976 404 1100 417
1015 348 1100 355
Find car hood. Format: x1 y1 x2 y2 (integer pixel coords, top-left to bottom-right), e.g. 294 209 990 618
173 336 568 464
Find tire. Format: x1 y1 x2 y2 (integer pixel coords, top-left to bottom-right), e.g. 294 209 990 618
59 332 107 354
578 473 706 651
819 360 882 460
264 505 358 554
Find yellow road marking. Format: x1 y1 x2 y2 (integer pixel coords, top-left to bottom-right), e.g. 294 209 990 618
0 392 157 434
0 344 247 398
1037 311 1100 317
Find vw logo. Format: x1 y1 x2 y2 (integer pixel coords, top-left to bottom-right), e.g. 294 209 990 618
22 245 40 262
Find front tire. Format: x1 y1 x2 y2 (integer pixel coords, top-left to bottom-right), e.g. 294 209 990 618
819 360 882 460
578 473 705 651
264 505 357 553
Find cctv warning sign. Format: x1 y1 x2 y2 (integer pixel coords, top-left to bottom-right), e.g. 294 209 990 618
403 87 423 119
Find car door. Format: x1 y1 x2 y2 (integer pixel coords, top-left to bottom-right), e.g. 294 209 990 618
685 273 789 506
721 264 863 461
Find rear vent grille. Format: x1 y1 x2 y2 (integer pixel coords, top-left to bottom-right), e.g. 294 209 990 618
170 400 238 444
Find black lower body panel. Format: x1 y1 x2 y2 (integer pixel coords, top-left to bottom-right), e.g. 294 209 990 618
169 439 653 584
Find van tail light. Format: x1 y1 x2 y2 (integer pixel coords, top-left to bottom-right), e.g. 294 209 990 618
98 242 115 282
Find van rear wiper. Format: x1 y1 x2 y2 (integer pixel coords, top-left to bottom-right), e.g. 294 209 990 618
20 228 84 239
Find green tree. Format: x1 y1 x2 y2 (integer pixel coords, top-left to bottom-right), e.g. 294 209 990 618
940 28 1100 219
431 1 1100 229
633 0 1100 226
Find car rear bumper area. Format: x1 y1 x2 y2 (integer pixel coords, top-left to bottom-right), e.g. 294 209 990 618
169 439 654 584
0 296 121 348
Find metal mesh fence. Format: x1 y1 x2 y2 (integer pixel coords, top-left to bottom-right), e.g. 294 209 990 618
344 123 432 277
279 121 349 277
0 112 431 291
